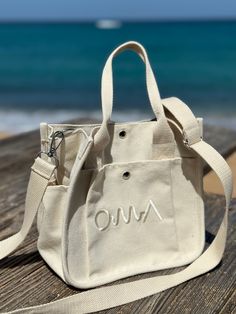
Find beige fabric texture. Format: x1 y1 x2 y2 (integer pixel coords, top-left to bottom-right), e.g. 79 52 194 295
0 41 233 314
38 119 205 288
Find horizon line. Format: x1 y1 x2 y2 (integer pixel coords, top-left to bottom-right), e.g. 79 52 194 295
0 17 236 24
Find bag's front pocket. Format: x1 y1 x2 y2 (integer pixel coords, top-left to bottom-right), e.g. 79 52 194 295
37 168 94 283
86 158 180 285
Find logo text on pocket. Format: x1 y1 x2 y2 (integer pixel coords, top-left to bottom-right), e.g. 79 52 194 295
94 200 163 231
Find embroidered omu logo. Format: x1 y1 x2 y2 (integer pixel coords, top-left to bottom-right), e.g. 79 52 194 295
94 200 162 231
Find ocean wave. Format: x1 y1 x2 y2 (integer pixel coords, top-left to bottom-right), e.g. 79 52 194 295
0 109 151 134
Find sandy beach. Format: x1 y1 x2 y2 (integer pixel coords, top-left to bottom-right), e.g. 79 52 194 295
0 132 10 140
204 152 236 197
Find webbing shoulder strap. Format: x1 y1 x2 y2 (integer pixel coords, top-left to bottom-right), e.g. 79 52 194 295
0 103 233 313
0 158 56 259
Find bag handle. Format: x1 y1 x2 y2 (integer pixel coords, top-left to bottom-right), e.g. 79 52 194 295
93 41 174 150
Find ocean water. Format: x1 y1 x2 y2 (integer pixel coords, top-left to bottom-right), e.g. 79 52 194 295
0 21 236 133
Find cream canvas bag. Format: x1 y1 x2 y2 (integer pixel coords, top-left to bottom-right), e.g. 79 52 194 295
0 41 233 313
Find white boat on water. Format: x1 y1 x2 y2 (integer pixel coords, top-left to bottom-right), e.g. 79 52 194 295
95 20 122 29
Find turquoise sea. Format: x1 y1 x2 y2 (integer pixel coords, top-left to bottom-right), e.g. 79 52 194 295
0 21 236 133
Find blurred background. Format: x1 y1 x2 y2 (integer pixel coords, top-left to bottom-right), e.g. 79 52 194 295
0 0 236 136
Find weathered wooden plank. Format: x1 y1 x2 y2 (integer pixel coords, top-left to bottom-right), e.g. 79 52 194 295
0 123 235 313
0 196 235 313
219 289 236 314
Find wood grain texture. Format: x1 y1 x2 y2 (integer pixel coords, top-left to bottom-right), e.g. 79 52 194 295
0 123 235 313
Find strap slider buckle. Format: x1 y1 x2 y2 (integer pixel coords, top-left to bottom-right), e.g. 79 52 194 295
183 130 202 148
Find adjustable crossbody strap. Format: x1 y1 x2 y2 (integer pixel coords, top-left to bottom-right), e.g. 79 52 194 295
2 125 232 313
0 157 56 259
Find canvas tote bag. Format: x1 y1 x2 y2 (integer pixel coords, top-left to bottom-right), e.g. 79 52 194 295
0 41 233 313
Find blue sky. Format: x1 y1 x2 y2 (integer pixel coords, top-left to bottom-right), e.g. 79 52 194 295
0 0 236 21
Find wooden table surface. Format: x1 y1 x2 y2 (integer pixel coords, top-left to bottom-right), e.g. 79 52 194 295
0 123 235 314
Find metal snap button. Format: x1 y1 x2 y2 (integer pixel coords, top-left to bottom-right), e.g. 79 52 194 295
122 171 130 180
119 130 126 139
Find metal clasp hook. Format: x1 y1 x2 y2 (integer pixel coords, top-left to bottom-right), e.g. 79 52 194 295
38 130 64 167
48 131 64 157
